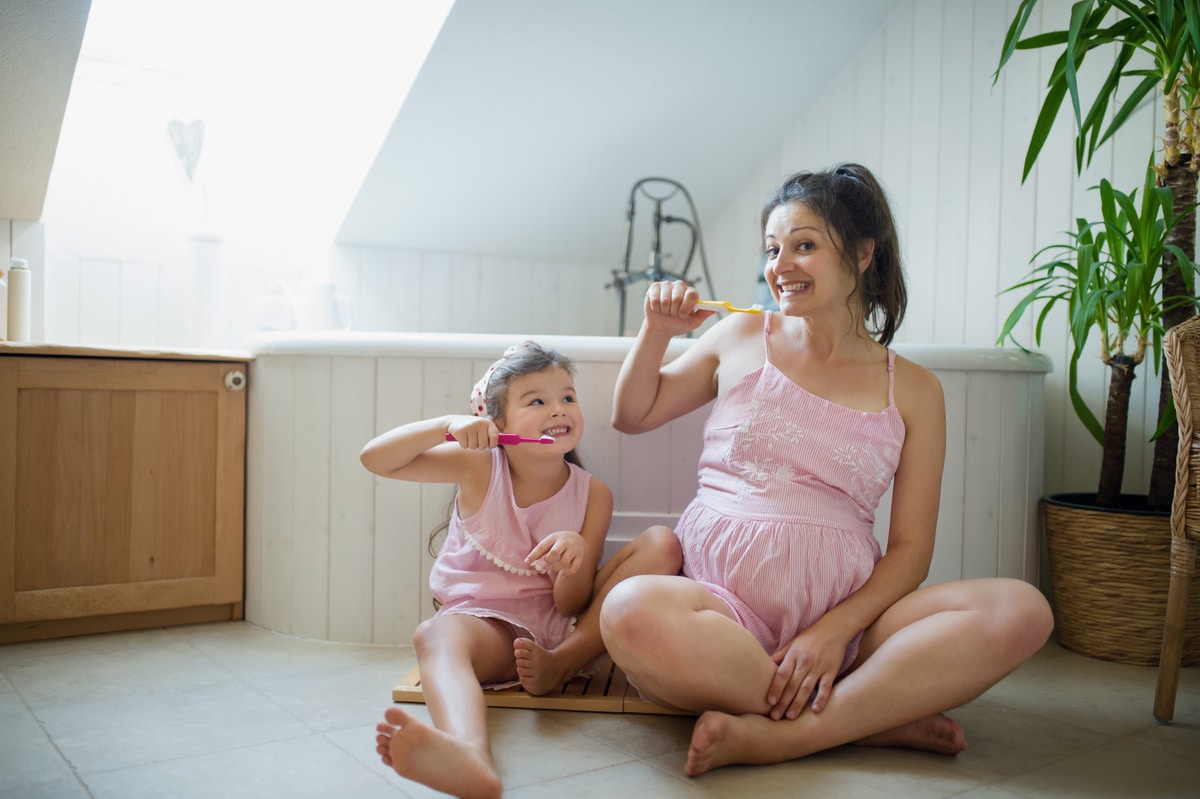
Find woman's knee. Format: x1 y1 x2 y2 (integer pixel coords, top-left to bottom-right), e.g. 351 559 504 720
636 525 682 573
954 578 1054 660
600 575 673 648
996 579 1054 652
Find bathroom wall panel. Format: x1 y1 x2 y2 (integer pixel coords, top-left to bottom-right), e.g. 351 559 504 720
245 333 1050 644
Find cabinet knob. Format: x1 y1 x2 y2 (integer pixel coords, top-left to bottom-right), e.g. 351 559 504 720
225 369 247 392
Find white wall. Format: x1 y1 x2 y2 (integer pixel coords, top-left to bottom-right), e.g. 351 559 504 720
328 244 620 338
30 0 1181 501
701 0 1167 499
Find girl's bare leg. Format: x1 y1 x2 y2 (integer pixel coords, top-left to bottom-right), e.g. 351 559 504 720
682 578 1053 775
375 614 516 799
515 526 681 694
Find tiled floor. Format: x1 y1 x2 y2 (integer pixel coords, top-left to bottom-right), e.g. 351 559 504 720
1 622 1197 798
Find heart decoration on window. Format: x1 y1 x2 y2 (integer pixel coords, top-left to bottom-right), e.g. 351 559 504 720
167 118 205 181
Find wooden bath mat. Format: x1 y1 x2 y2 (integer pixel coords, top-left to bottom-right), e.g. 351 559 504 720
393 655 694 716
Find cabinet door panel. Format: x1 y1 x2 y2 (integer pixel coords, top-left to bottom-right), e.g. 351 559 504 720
16 387 136 590
1 356 244 624
128 390 217 582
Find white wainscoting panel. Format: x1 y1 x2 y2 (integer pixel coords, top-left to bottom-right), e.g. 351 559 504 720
245 333 1050 644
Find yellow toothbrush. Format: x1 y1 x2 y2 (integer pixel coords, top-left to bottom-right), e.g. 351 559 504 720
696 300 764 314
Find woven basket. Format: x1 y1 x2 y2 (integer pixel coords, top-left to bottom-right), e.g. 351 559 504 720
1043 494 1200 666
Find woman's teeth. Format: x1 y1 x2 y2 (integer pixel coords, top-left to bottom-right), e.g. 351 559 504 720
779 281 810 292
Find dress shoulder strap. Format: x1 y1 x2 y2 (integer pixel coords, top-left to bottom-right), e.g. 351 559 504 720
886 348 896 406
762 310 774 364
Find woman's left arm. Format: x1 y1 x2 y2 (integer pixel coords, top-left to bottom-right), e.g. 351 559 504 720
767 360 946 717
542 476 614 618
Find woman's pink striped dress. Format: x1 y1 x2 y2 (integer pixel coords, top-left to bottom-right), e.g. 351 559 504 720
680 312 905 670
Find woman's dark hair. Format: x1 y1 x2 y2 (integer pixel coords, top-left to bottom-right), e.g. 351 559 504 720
760 163 906 345
428 341 583 557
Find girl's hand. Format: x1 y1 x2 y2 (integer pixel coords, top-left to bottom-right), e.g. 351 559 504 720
526 531 587 578
644 280 714 336
445 416 498 449
766 625 851 719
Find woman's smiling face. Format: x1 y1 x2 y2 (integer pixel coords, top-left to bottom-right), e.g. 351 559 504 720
763 201 861 316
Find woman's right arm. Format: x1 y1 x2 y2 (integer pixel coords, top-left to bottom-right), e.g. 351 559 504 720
360 414 494 483
612 281 722 433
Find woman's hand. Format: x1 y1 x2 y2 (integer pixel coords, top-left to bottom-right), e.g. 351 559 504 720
767 624 853 719
445 416 498 449
643 280 714 336
527 531 587 578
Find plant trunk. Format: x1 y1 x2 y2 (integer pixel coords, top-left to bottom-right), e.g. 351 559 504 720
1097 355 1136 508
1148 153 1199 511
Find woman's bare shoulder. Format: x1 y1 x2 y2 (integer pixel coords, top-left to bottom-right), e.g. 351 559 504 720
707 312 766 390
891 353 945 413
664 310 762 381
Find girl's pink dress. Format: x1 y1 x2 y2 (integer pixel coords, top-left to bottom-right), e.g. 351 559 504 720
430 447 589 650
680 311 906 670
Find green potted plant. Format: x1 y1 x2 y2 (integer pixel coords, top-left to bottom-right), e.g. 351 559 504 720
994 0 1200 665
997 0 1200 507
999 165 1198 509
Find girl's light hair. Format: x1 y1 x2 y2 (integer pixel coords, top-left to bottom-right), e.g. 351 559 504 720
479 342 578 425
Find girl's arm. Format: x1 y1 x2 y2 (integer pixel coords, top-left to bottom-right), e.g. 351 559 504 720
360 414 496 491
766 360 947 718
612 281 722 433
544 476 614 618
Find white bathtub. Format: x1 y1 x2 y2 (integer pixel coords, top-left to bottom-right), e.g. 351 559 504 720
244 332 1051 644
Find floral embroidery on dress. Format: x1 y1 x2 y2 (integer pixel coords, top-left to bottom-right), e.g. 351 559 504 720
834 441 899 506
725 398 805 501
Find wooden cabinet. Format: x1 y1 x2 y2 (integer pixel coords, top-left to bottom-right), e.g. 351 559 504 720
0 345 249 642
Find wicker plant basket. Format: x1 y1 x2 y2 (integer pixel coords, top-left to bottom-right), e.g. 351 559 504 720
1043 493 1200 666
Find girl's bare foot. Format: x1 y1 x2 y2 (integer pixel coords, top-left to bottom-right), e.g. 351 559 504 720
374 706 502 799
853 713 968 755
513 637 574 695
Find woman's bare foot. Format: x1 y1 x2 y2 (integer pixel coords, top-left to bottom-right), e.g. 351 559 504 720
686 711 783 776
374 706 502 799
513 637 575 695
684 709 968 777
853 713 968 755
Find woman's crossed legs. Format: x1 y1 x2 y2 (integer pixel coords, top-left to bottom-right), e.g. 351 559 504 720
600 574 1053 775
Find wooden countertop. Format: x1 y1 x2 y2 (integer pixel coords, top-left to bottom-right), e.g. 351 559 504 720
0 341 253 363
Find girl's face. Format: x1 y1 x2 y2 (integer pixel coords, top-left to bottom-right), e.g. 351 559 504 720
763 201 867 318
497 366 583 453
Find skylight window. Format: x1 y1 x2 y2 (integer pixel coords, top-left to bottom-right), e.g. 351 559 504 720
43 0 452 346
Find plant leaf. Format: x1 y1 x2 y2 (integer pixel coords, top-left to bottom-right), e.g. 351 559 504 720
1068 358 1105 444
1064 0 1097 126
995 0 1044 79
1025 81 1071 181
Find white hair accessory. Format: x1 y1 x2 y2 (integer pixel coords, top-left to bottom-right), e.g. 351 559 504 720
469 340 535 416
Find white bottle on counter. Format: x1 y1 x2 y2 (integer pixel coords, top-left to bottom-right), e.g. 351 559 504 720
0 262 7 341
8 258 31 342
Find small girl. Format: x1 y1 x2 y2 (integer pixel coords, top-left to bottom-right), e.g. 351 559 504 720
363 340 679 799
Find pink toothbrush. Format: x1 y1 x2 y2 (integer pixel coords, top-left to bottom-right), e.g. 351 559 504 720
445 433 556 445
